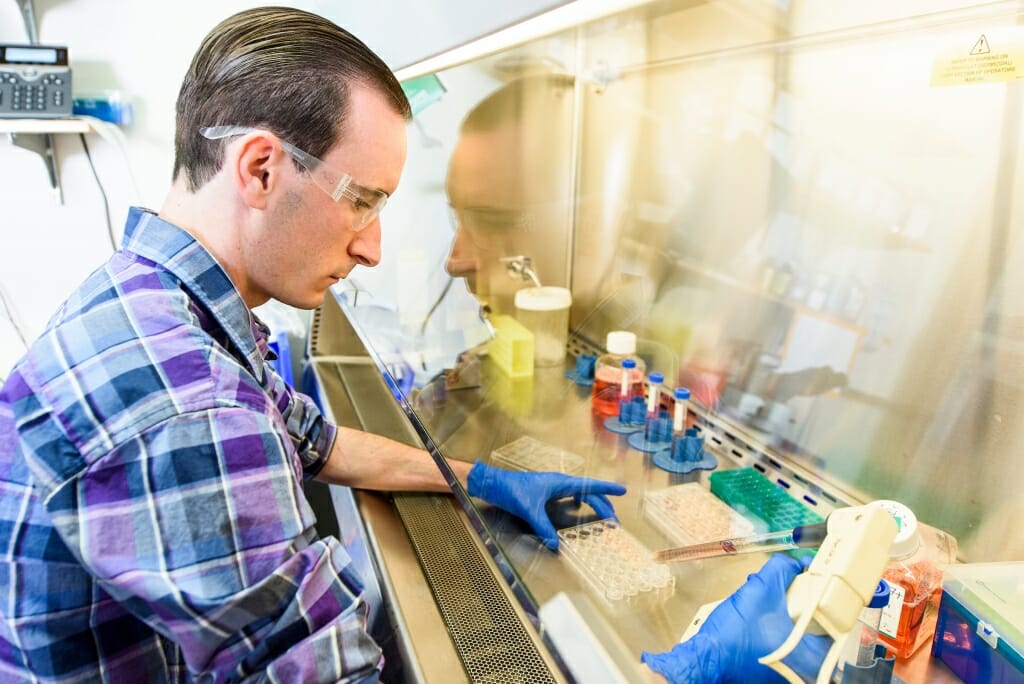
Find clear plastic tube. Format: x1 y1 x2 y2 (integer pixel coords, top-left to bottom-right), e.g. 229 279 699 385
673 386 691 432
857 580 890 666
836 579 891 678
647 372 664 414
856 607 884 666
620 358 636 399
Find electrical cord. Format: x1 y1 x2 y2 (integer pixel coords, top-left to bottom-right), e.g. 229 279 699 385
77 115 142 202
0 283 28 349
78 133 117 252
420 277 454 336
417 277 455 372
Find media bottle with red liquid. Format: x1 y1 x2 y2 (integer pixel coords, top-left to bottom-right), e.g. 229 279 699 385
591 331 646 417
871 500 959 659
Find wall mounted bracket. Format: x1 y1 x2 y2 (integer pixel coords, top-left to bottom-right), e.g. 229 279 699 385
7 0 66 203
7 131 62 202
16 0 39 42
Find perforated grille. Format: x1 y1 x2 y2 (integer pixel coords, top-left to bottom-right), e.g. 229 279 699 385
566 334 600 359
309 305 323 354
393 494 559 684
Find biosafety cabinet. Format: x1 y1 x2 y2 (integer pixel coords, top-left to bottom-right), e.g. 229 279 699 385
306 1 1024 682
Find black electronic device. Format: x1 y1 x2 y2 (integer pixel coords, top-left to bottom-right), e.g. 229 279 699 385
0 44 72 118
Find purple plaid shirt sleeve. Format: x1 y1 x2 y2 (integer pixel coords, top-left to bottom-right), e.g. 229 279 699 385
0 208 382 683
252 315 336 479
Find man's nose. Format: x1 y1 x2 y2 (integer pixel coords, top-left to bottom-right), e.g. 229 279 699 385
445 225 478 276
350 218 382 267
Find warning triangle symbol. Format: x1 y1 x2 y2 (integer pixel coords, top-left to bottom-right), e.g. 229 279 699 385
971 34 991 55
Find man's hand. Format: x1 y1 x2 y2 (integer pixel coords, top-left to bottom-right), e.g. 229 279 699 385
466 461 627 550
641 554 832 683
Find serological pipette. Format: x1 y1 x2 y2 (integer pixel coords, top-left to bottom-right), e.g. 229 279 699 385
652 521 829 563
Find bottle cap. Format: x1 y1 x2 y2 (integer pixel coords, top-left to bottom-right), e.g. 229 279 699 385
674 387 691 400
622 358 636 369
606 331 637 355
868 580 891 609
870 500 921 558
648 372 664 384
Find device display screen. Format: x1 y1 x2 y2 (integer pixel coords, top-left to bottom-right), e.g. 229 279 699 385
3 46 60 64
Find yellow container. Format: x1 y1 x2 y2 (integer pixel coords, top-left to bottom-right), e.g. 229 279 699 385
488 315 534 378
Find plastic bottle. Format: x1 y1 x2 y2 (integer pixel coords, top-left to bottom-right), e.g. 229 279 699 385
591 331 645 417
870 500 958 659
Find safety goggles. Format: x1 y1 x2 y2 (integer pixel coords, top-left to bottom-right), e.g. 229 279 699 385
200 125 388 229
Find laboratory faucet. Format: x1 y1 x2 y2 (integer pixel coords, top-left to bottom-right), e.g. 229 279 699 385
499 255 542 288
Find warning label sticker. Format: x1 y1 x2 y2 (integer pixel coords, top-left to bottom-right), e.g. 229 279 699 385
932 29 1024 86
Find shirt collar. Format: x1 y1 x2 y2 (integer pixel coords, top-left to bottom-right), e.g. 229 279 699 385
121 207 266 383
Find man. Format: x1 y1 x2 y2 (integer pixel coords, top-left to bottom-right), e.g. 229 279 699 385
0 8 624 682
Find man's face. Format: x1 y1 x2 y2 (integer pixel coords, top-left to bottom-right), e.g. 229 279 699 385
445 124 537 314
249 85 407 309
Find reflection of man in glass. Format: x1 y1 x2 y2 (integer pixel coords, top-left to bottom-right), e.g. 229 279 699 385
353 76 576 396
436 73 836 684
444 74 575 317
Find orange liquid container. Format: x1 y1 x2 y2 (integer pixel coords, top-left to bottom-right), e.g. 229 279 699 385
592 365 645 416
878 564 942 658
591 331 646 417
872 501 958 659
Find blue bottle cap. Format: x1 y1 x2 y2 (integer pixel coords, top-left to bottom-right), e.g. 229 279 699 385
868 580 890 609
674 387 691 400
648 371 664 384
622 358 636 369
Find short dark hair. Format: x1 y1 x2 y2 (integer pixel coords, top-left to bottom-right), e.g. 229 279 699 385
172 6 412 190
460 73 574 134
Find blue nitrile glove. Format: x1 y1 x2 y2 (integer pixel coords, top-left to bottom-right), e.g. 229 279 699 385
466 460 627 551
641 554 832 683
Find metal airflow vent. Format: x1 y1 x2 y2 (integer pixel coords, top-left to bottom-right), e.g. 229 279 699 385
309 305 324 355
393 494 559 684
566 335 600 359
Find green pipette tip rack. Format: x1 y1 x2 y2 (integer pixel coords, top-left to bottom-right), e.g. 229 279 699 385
710 468 825 560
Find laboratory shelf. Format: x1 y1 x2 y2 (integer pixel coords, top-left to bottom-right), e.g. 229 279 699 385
0 117 91 134
2 117 93 203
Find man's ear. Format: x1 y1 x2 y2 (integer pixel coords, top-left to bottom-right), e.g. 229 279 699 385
231 134 285 210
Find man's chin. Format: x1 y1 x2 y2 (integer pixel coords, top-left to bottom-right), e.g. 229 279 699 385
279 290 327 311
444 268 478 294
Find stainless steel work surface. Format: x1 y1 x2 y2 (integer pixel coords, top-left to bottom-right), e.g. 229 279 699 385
329 290 836 665
325 290 960 681
410 348 814 656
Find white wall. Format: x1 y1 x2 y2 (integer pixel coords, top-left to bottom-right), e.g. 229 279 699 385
0 0 565 379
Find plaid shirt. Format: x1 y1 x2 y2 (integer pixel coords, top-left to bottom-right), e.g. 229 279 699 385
0 208 383 683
